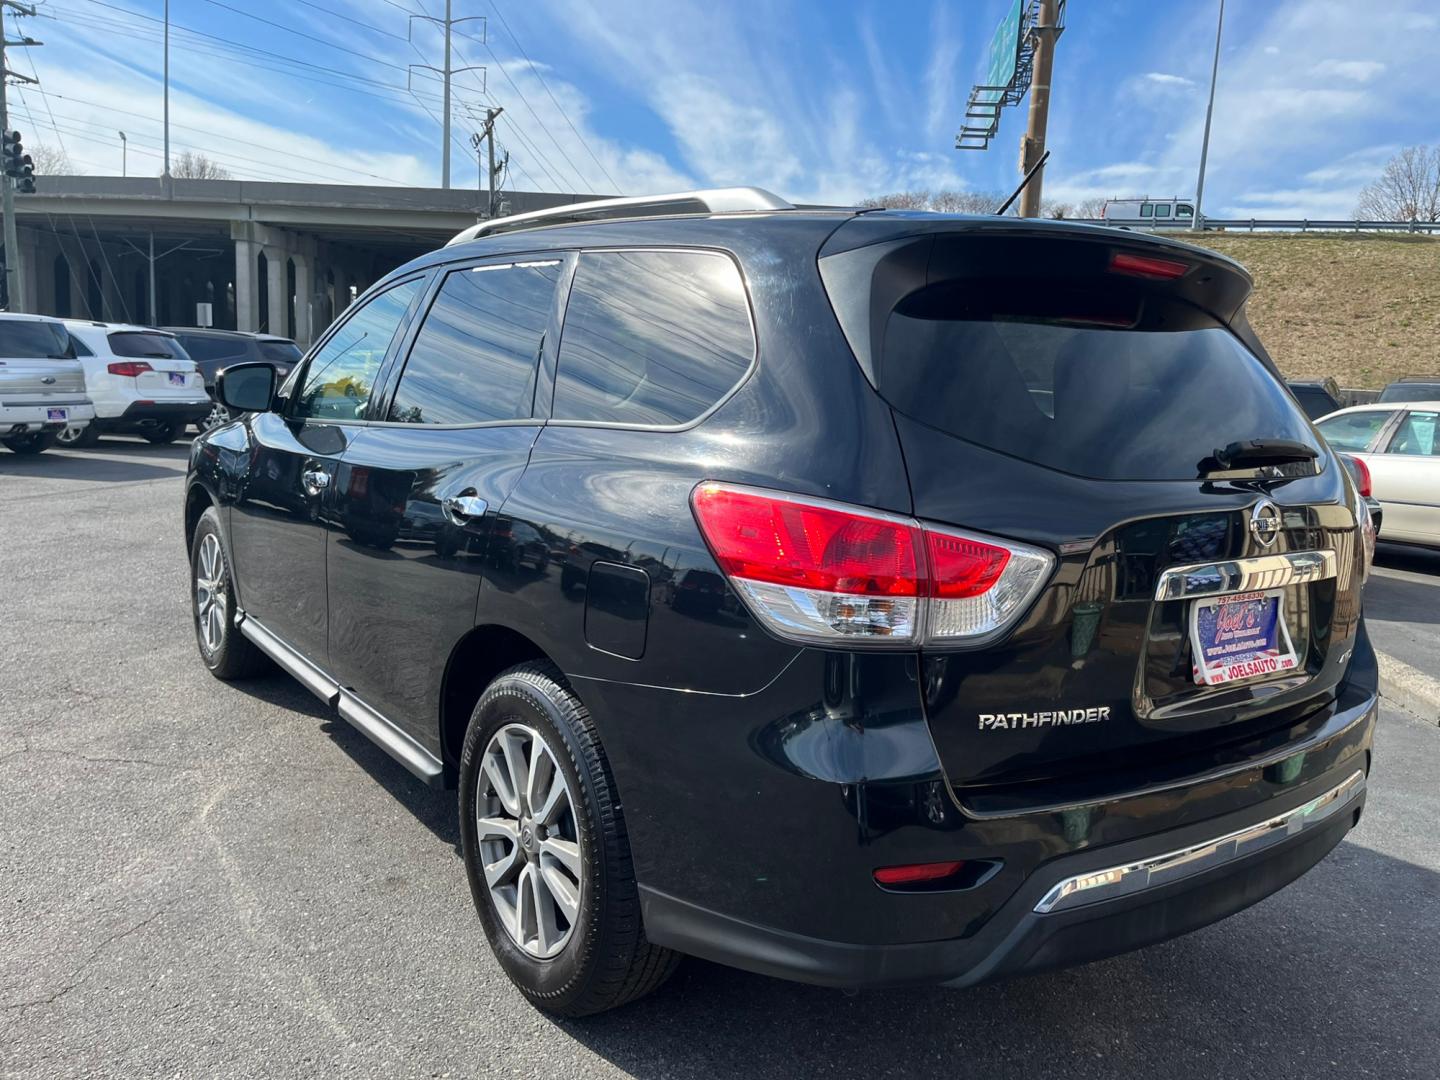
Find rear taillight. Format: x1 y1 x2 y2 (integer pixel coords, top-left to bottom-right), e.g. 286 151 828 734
1346 454 1372 497
107 361 153 377
690 483 1053 647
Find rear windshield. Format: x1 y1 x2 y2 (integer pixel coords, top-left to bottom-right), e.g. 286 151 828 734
109 332 185 359
258 340 302 365
0 320 72 358
879 282 1319 480
1378 383 1440 403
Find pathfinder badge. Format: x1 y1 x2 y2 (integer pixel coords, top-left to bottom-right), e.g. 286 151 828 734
978 707 1110 731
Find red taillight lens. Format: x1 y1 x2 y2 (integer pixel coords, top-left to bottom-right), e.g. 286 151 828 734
873 861 965 886
690 483 1056 647
107 361 153 377
690 484 921 597
926 532 1011 598
1109 251 1190 280
1349 455 1372 497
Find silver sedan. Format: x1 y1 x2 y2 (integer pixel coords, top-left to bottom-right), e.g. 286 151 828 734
1316 401 1440 549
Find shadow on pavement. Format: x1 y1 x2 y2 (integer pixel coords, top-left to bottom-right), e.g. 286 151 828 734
1369 548 1440 629
0 439 191 484
551 841 1438 1078
1375 542 1440 578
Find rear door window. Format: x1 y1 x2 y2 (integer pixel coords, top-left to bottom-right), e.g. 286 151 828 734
387 259 561 425
1387 411 1439 456
551 249 754 427
1316 410 1396 452
179 336 249 365
878 282 1320 480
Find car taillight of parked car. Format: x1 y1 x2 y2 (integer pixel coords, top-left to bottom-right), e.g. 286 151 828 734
1347 454 1372 497
107 361 153 377
689 482 1053 647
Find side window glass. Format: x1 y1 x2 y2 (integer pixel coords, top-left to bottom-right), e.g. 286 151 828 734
1140 203 1154 218
69 334 94 357
1177 204 1194 217
1154 204 1172 219
552 250 754 427
292 279 423 421
1316 410 1396 452
1389 411 1439 456
388 259 561 425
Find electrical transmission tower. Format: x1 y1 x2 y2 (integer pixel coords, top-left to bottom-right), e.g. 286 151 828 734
406 3 486 189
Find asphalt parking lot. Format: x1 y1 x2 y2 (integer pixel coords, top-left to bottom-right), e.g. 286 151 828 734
3 438 1439 1079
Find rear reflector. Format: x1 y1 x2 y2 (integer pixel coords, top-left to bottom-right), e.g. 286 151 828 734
1109 251 1190 280
690 483 1054 647
873 861 965 886
107 361 153 377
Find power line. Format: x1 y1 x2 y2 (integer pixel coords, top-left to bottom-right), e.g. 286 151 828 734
196 0 408 71
487 3 620 192
292 0 407 41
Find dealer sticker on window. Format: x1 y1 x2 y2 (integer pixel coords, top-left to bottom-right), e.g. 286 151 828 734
1190 588 1299 686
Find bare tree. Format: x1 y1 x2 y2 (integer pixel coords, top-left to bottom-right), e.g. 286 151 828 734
1074 195 1108 218
860 189 1005 213
28 143 71 175
1355 145 1440 222
168 151 232 180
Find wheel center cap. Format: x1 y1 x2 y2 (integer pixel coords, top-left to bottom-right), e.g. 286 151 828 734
519 820 537 855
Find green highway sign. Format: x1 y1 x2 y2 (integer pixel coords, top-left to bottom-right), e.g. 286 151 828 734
976 0 1024 105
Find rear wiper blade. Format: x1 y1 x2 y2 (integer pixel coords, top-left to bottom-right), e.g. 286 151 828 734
1199 438 1319 476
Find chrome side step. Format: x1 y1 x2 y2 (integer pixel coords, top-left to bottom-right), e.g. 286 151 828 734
337 692 444 784
1034 769 1365 914
236 612 443 787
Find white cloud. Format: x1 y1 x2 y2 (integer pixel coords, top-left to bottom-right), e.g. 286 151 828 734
1143 72 1196 88
1314 59 1387 83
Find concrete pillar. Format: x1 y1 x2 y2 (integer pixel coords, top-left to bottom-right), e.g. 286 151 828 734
101 246 124 323
263 245 288 337
234 238 259 332
17 229 40 314
292 250 313 346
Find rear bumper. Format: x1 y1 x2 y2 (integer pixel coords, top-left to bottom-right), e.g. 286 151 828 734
98 399 212 429
640 761 1368 989
2 401 95 431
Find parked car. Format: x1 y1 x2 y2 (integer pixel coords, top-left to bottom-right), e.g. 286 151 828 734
1317 402 1439 549
162 327 303 431
1287 377 1342 420
0 312 94 454
54 322 211 447
1377 375 1440 403
184 189 1377 1017
1336 453 1383 536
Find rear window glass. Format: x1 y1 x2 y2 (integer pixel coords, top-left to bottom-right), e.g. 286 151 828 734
1316 410 1395 452
258 340 302 365
177 336 249 364
1378 383 1440 402
109 332 182 359
1289 386 1338 420
552 250 753 427
0 319 71 358
878 282 1320 480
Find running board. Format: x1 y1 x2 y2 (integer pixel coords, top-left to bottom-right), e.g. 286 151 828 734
236 612 444 787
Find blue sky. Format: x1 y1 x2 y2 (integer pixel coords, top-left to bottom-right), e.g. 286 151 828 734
12 0 1440 215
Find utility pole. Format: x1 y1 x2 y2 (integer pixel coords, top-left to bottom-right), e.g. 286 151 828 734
1017 0 1061 218
119 130 126 177
1 0 39 312
484 107 503 216
407 8 485 190
1193 0 1225 231
162 0 170 179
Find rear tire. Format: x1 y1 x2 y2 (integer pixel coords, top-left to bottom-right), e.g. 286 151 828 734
190 506 268 680
142 422 180 445
56 423 100 449
459 662 679 1016
2 431 58 454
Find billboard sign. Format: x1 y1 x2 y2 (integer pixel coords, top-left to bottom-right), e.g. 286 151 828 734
975 0 1024 105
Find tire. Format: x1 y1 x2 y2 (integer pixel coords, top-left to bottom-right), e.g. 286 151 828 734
190 506 268 680
2 431 58 455
142 421 180 445
459 662 679 1017
56 423 100 449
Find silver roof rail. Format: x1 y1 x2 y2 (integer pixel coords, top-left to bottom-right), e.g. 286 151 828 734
446 187 795 246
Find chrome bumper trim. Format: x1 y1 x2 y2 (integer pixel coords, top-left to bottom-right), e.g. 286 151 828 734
1034 769 1365 914
1154 549 1337 601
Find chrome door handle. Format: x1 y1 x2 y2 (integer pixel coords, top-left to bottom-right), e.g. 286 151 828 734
302 468 330 495
442 493 488 525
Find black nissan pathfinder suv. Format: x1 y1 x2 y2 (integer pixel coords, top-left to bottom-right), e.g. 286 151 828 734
183 188 1379 1017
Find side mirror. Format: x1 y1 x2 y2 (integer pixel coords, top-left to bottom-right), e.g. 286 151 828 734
217 362 276 413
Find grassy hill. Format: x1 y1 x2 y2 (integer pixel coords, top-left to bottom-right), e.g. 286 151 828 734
1176 232 1440 389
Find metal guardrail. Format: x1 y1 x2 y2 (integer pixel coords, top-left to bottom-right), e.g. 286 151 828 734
1073 218 1440 234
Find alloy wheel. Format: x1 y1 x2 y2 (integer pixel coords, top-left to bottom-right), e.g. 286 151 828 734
194 533 228 654
476 723 583 959
56 423 87 446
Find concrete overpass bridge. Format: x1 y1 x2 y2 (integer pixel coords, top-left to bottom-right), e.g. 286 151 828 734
7 177 594 344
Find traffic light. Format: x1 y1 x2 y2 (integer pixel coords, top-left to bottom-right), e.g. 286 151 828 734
3 131 34 193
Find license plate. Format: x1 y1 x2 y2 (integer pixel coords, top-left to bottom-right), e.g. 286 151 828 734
46 408 67 421
168 373 186 386
1190 588 1299 686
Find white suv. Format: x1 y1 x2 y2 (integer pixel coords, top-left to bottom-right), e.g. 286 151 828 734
57 322 211 447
